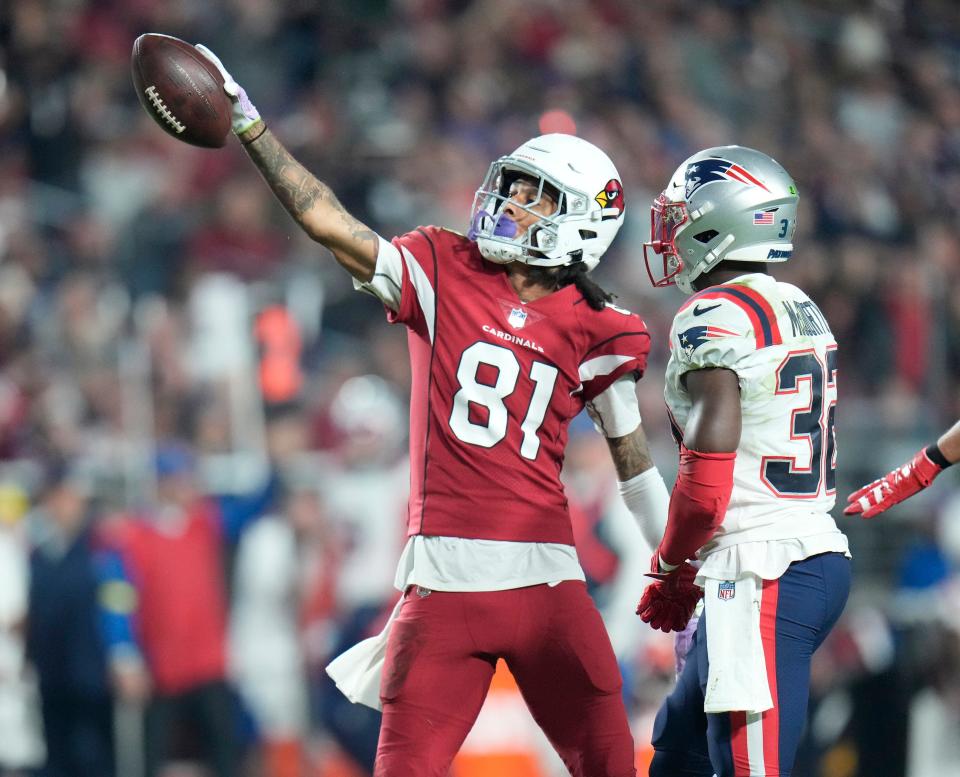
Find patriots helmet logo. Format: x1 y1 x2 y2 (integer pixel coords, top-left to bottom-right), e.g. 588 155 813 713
678 324 739 354
684 158 771 199
595 179 625 219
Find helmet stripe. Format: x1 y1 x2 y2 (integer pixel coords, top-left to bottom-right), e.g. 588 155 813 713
726 164 770 192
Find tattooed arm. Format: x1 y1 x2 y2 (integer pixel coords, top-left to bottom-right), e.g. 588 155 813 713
192 45 379 281
605 424 657 482
238 124 378 282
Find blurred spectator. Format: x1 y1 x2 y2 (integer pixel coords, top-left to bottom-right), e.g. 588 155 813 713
229 485 314 777
186 179 287 283
906 623 960 777
99 441 276 777
27 464 109 777
0 482 44 776
313 375 408 774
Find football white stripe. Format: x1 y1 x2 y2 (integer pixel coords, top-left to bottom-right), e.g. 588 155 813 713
401 245 436 343
578 354 633 381
745 710 767 775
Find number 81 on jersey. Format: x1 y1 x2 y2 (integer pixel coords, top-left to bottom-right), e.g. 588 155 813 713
449 342 559 461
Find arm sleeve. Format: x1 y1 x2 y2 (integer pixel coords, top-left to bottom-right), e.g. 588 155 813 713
658 446 736 566
618 466 670 551
586 375 641 438
93 545 143 663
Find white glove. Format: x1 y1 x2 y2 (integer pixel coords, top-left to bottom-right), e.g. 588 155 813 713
194 44 261 134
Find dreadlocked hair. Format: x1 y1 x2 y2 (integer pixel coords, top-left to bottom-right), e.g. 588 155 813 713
526 262 615 311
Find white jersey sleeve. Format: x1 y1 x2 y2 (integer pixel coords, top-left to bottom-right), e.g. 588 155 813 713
585 375 641 438
669 294 757 377
352 236 403 312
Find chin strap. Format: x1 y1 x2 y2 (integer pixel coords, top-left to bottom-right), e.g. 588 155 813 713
698 233 736 275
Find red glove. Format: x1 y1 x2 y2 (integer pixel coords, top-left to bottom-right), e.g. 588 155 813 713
844 445 948 519
636 554 702 633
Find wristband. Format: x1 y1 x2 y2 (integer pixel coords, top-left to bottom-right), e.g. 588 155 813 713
240 120 267 146
925 443 952 470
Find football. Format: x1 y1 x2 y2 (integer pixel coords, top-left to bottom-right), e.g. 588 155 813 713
131 33 231 148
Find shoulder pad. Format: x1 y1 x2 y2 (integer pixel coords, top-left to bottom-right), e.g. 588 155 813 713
675 283 784 352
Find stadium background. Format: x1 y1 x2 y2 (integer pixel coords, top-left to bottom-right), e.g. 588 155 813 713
2 0 960 775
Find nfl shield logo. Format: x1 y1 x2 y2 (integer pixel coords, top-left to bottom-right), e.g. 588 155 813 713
508 307 527 329
718 581 736 601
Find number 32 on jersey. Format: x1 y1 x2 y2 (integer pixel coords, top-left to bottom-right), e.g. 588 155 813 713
448 342 558 460
761 346 838 498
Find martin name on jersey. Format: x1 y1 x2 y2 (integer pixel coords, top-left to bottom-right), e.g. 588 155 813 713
665 273 845 559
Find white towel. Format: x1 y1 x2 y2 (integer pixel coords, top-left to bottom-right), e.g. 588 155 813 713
325 597 404 711
702 574 773 714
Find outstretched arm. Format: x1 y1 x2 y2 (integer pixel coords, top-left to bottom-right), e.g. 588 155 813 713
938 420 960 463
845 418 959 518
196 44 378 282
238 126 378 281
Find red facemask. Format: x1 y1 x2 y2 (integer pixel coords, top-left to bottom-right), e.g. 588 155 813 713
643 192 688 288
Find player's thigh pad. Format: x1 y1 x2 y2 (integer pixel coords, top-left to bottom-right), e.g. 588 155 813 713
375 588 497 777
508 581 636 777
709 553 851 777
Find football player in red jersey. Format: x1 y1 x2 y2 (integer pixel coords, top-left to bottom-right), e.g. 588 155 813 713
845 420 959 517
194 46 671 777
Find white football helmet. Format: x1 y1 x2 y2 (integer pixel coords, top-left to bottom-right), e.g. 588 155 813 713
644 145 799 294
468 133 625 272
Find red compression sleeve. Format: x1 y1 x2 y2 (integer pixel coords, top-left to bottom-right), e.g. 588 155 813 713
658 446 736 567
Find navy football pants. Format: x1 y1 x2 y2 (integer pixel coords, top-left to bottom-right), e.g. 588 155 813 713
650 552 850 777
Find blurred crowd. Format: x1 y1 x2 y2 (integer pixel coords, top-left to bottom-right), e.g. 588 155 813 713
2 0 960 775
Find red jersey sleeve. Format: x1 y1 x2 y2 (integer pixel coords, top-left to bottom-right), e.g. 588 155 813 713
578 306 651 401
386 229 434 333
386 226 472 343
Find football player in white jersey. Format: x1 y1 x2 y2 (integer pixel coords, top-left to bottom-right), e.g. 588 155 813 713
845 420 959 517
640 146 852 777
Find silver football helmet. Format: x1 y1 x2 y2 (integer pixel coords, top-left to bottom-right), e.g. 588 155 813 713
644 145 799 294
468 133 625 272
